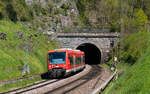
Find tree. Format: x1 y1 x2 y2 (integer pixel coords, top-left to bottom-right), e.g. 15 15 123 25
134 9 148 31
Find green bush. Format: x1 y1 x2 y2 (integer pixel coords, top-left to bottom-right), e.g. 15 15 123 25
54 8 60 15
41 8 47 15
61 4 70 10
0 12 3 20
33 4 41 16
120 32 149 64
6 4 17 22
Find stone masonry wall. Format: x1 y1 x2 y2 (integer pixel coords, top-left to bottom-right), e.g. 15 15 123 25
57 36 119 63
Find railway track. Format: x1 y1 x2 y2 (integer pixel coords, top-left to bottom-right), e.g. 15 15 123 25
0 72 47 87
0 72 60 94
15 65 91 94
0 79 61 94
46 65 102 94
0 80 47 94
0 65 94 94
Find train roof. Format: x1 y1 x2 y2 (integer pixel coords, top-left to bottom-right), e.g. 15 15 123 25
48 48 84 54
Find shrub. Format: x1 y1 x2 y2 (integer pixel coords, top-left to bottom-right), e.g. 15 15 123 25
6 4 17 22
61 4 70 10
0 12 3 20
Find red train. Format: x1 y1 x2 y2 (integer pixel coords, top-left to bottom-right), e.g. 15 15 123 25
47 49 85 78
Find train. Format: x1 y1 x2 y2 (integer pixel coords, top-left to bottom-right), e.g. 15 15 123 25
47 49 85 78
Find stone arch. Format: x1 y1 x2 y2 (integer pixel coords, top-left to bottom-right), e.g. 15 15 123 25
74 42 103 64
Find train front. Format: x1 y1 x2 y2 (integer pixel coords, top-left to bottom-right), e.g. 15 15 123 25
47 50 67 78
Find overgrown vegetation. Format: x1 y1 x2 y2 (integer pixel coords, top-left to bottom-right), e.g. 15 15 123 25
0 0 55 22
75 0 150 32
103 32 150 94
0 0 34 22
0 20 59 81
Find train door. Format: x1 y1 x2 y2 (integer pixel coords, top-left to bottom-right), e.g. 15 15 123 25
81 55 83 65
73 55 76 72
69 54 73 69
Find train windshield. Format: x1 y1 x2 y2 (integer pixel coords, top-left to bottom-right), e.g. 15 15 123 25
49 52 66 64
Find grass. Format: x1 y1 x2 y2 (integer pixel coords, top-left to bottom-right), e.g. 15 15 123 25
0 20 59 81
102 63 110 70
103 32 150 94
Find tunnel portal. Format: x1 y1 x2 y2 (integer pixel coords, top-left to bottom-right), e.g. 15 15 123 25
76 43 101 65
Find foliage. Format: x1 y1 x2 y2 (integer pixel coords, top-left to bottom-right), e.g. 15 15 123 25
134 9 148 31
54 8 61 15
75 0 90 25
75 0 150 32
61 4 70 10
0 0 33 22
33 3 42 16
120 32 149 64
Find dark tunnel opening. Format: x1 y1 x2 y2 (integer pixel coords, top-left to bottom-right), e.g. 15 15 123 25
76 43 101 65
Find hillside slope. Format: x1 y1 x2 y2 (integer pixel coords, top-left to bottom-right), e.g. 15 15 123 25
0 20 59 81
103 32 150 94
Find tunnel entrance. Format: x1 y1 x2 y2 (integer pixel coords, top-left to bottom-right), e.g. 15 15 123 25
76 43 101 65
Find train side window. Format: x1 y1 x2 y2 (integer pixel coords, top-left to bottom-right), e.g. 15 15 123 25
69 57 73 65
76 57 81 65
76 58 78 65
81 56 83 63
79 58 81 64
83 56 85 62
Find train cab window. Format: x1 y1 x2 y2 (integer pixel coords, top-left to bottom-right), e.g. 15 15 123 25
69 57 73 65
49 52 66 64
